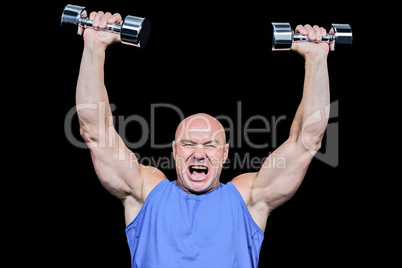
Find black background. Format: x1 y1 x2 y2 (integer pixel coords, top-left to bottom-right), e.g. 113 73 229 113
11 1 386 267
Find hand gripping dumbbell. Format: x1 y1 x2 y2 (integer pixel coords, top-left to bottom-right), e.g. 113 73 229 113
271 22 352 51
61 4 151 48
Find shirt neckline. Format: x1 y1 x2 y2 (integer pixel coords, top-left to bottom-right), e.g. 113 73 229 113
173 180 223 200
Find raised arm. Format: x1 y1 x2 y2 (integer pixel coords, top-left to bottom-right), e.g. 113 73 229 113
232 24 330 231
76 11 165 221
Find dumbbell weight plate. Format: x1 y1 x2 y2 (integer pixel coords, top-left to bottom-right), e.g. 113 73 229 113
330 23 353 50
121 15 151 48
60 4 86 32
271 22 293 51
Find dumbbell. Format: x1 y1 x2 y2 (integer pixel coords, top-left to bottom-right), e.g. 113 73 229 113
61 4 150 48
271 22 352 51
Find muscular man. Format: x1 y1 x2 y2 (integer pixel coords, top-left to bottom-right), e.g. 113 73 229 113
76 10 330 268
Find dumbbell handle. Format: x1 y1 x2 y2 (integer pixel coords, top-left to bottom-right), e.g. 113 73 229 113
293 33 335 43
78 17 122 34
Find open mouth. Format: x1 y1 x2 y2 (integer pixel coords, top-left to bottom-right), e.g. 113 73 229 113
188 165 209 181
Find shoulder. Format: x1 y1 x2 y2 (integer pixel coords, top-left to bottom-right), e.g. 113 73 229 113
139 165 167 201
123 166 167 225
230 172 258 207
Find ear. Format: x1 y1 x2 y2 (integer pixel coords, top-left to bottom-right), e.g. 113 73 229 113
172 140 176 159
223 143 229 163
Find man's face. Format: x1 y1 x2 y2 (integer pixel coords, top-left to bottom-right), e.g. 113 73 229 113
173 114 229 194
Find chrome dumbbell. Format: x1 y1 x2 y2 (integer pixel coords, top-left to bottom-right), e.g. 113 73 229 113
61 4 151 48
271 22 352 51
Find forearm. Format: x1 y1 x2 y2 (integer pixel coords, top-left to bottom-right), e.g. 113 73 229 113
290 55 330 150
76 46 112 141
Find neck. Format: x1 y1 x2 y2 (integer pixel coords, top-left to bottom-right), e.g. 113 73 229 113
176 179 221 195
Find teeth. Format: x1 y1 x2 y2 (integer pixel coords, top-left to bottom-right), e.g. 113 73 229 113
192 165 207 170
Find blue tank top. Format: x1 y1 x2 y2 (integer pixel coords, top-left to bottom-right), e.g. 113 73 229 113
125 179 264 268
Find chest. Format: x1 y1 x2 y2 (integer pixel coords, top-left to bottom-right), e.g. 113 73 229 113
126 183 264 268
150 191 243 239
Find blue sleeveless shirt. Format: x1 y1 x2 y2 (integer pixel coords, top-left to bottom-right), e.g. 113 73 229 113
125 179 264 268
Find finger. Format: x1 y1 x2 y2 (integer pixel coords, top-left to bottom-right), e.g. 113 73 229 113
295 24 308 35
99 12 112 28
107 13 123 24
320 27 327 38
313 25 321 41
93 11 105 27
89 11 96 21
304 24 315 40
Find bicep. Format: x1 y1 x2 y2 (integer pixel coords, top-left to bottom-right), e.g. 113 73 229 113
252 136 315 209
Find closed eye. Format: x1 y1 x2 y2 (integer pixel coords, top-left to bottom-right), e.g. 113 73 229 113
180 139 196 147
204 144 217 148
183 143 196 147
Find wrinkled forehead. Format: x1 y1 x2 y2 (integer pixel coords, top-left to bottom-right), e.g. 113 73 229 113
175 114 226 143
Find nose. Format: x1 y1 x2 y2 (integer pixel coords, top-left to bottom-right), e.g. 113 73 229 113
192 151 206 161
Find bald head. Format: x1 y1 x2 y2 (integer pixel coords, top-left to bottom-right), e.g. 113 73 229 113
172 113 229 194
175 113 226 145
